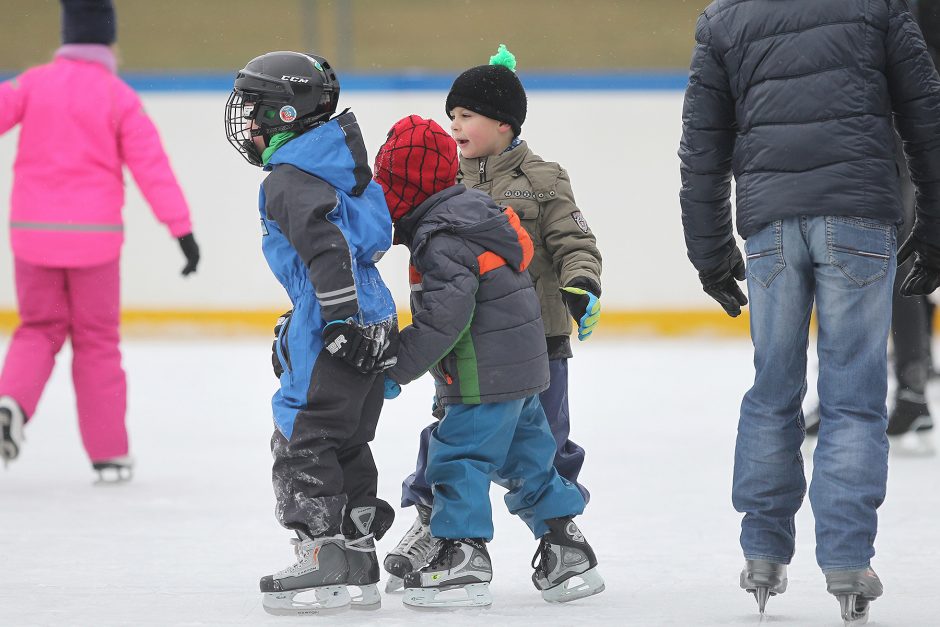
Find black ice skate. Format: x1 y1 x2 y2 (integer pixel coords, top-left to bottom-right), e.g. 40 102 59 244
887 394 935 457
825 567 883 626
343 505 382 610
402 537 493 609
531 516 605 603
804 405 820 436
384 503 438 592
740 559 787 614
0 396 25 468
92 455 134 484
260 534 350 615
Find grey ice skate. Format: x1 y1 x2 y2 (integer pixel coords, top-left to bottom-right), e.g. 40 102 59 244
383 504 439 592
344 506 382 610
740 559 787 614
92 455 134 484
531 517 605 603
402 537 493 609
825 567 883 626
0 396 26 468
260 534 350 616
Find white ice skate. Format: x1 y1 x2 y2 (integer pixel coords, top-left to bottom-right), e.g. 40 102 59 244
826 567 882 627
403 538 493 610
0 396 25 468
92 455 134 484
261 534 351 616
532 517 605 603
384 504 438 593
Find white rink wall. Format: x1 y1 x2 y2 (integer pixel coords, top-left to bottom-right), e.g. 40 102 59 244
0 89 719 313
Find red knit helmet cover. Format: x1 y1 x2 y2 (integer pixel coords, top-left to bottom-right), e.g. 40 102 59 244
374 115 458 221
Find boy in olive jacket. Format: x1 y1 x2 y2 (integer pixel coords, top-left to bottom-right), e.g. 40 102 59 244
384 45 603 590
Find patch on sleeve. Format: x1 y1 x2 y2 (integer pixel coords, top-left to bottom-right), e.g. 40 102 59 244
571 211 590 234
260 218 269 236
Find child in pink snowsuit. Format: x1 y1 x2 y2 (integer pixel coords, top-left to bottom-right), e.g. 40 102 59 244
0 0 199 478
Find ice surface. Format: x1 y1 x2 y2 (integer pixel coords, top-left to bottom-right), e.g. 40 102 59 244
1 336 937 626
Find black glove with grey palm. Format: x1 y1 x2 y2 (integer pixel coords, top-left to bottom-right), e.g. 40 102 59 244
178 233 200 276
699 247 748 317
272 309 293 379
322 318 399 374
897 232 940 296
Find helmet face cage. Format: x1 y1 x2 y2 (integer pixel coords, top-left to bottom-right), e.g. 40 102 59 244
225 89 264 166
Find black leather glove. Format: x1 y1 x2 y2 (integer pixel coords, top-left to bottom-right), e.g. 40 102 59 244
178 233 200 276
699 247 748 317
272 309 292 379
898 232 940 296
322 318 399 374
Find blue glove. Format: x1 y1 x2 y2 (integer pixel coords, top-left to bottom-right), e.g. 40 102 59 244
384 375 401 399
560 286 601 340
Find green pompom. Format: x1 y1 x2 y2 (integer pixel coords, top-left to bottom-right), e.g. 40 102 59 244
489 44 517 72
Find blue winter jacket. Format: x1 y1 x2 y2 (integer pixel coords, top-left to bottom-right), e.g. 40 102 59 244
260 112 396 438
679 0 940 273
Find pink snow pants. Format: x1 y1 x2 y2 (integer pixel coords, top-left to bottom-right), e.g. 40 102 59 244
0 257 127 462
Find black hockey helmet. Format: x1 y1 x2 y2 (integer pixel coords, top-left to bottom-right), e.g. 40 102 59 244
225 51 340 166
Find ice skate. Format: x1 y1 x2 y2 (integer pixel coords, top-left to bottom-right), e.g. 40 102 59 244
531 516 605 603
803 404 820 436
402 537 493 610
0 396 25 468
740 559 787 614
887 396 935 457
384 503 438 593
825 567 882 626
260 534 350 616
92 455 134 484
344 506 382 610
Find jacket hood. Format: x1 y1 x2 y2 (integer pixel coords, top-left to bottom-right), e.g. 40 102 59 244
399 185 532 272
266 111 373 197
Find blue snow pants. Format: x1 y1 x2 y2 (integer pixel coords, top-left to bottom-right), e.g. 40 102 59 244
425 394 586 540
401 358 589 509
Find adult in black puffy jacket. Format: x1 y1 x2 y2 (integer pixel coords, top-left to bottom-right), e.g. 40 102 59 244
678 1 940 622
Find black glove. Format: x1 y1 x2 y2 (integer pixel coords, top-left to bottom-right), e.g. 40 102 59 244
699 247 748 317
272 309 292 379
898 232 940 296
178 233 200 276
322 318 399 374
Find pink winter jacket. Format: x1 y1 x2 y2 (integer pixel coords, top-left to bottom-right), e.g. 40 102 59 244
0 45 192 267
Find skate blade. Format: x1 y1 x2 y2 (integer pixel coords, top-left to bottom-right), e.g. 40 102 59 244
838 594 870 626
385 575 404 593
262 584 351 616
403 582 492 610
94 468 133 485
348 583 381 610
541 567 605 603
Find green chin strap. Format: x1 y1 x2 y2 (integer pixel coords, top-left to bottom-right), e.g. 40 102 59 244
261 131 298 165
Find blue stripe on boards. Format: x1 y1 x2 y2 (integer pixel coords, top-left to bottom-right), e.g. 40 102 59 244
1 71 689 92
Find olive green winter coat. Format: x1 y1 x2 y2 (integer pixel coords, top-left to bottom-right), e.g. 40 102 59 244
458 141 602 359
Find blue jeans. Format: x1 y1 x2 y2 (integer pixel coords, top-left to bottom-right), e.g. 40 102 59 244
426 395 585 540
734 216 895 572
401 358 589 508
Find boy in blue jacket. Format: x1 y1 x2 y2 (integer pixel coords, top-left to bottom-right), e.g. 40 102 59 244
225 51 397 615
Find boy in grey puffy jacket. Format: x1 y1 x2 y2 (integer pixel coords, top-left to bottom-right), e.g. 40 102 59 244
387 46 603 589
374 115 603 608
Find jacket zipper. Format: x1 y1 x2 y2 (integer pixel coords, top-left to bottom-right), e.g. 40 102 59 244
479 158 487 183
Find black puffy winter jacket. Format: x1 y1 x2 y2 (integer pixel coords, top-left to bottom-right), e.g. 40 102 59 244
679 0 940 273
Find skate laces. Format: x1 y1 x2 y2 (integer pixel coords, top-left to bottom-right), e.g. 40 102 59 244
396 518 436 561
531 537 551 576
427 538 461 569
344 533 375 553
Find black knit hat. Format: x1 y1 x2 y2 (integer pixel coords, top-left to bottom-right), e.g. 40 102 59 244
61 0 116 45
445 44 527 136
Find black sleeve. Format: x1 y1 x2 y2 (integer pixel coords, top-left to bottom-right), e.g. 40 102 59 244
263 165 359 321
678 11 738 273
387 235 478 385
887 0 940 243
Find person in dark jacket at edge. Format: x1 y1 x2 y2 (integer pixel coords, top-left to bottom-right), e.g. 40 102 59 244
373 115 604 610
678 1 940 624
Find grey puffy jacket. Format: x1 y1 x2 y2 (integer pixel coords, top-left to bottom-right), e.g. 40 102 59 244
387 185 549 405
